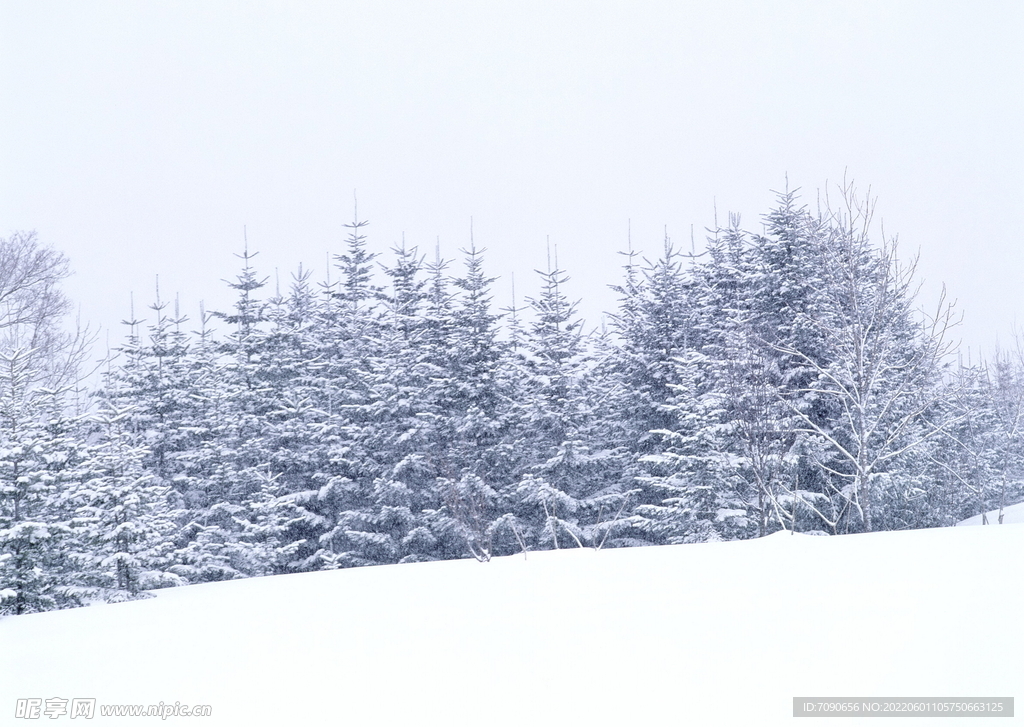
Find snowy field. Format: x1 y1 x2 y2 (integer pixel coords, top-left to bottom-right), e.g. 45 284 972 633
2 525 1021 726
957 502 1024 527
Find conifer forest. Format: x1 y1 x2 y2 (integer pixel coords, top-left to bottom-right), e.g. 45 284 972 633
3 184 1022 615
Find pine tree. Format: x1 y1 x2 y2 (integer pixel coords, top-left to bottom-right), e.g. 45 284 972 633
605 230 704 544
635 348 750 543
985 349 1024 519
244 265 337 573
66 402 180 600
691 216 803 536
300 211 393 569
0 351 81 613
358 240 441 564
160 243 280 582
928 354 1024 527
510 251 616 550
434 239 525 559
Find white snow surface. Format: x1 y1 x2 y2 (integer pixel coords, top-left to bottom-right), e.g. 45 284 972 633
2 526 1021 726
957 501 1024 526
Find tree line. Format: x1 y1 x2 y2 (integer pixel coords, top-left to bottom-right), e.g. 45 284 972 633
2 183 1022 615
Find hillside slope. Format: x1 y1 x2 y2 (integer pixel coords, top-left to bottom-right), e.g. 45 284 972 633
2 525 1020 726
958 501 1024 526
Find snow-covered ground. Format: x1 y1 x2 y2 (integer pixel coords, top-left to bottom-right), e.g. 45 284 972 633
2 525 1021 726
957 501 1024 526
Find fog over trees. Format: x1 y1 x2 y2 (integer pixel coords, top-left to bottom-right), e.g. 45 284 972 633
3 184 1022 614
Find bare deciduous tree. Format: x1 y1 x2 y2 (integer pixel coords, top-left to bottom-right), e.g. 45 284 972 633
774 186 962 532
0 231 93 396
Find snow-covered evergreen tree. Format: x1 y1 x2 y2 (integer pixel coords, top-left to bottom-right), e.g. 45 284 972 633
6 184 997 615
296 211 394 569
508 252 626 550
928 355 1024 527
617 226 755 544
65 402 181 600
0 351 81 613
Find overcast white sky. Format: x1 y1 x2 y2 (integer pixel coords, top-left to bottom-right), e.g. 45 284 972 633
1 1 1022 362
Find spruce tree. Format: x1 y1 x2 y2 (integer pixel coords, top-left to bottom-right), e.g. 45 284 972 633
0 351 81 613
66 402 180 600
